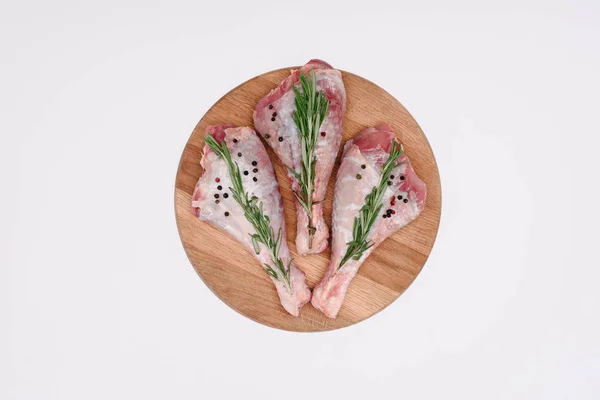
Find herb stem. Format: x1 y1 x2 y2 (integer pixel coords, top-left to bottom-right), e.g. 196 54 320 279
288 70 330 249
337 141 404 271
205 134 291 291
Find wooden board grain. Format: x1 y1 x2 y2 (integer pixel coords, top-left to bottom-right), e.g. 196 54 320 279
175 67 441 332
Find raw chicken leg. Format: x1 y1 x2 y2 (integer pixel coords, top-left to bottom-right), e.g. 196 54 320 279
191 125 311 316
254 59 346 255
311 124 427 318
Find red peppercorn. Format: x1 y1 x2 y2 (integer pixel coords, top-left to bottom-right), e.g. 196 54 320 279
391 210 396 214
321 132 326 137
215 178 220 183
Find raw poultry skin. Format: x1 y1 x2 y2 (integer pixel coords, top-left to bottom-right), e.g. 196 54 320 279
253 59 346 255
191 125 311 316
311 124 427 318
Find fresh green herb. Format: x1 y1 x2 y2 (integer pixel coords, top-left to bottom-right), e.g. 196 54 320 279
337 141 404 270
287 70 330 249
205 134 291 290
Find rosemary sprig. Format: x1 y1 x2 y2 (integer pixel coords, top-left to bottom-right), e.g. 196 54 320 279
205 134 291 290
337 141 404 270
288 70 330 249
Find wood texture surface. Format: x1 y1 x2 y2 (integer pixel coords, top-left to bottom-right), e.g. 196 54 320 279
175 67 441 332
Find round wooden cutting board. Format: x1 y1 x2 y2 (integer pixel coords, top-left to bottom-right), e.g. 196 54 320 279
175 67 441 332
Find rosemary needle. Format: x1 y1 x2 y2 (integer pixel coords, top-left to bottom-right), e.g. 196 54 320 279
205 134 291 290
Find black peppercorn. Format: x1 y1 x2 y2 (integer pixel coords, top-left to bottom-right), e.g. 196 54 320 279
356 174 362 179
271 117 276 121
215 200 220 204
383 214 387 219
400 176 405 180
390 175 395 179
223 193 229 198
387 181 392 185
243 171 249 176
253 168 258 173
403 199 408 203
217 185 222 190
252 161 257 166
268 104 273 109
361 164 366 169
265 134 270 139
272 112 277 117
397 195 403 200
278 137 283 142
253 177 257 182
224 212 230 216
237 152 242 157
233 138 238 143
214 194 219 199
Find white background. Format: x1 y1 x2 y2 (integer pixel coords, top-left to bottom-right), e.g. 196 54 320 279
2 0 599 399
